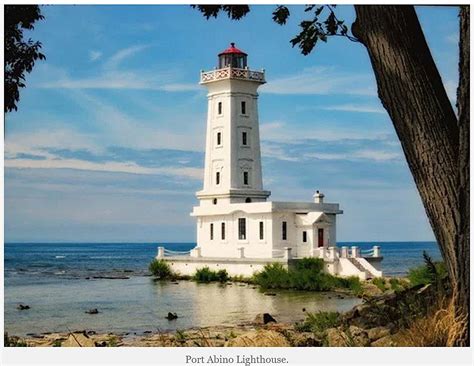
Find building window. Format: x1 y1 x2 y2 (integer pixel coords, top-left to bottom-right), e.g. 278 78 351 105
243 171 249 185
238 218 246 240
210 223 214 240
259 221 264 240
241 101 246 114
282 221 287 240
216 172 220 185
303 231 307 243
221 222 225 240
242 131 247 146
218 102 222 115
217 132 222 146
245 197 252 203
213 198 217 205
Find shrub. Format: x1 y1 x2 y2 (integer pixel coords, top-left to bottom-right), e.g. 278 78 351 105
296 311 341 335
148 259 174 279
372 277 387 291
252 260 362 294
407 252 447 288
193 267 229 283
4 333 27 347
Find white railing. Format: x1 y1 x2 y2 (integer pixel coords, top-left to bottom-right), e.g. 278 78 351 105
272 249 285 258
163 248 191 257
200 67 265 83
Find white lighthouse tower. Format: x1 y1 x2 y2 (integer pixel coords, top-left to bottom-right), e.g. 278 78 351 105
197 43 270 206
159 43 383 279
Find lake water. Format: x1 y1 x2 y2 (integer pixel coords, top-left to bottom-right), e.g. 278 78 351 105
4 242 441 336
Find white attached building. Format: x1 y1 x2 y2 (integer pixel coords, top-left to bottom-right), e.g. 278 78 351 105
159 44 382 279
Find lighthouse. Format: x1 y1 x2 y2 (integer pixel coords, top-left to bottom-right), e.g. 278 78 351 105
197 43 270 205
159 43 383 279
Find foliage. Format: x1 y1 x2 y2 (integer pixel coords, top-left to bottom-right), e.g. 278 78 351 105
372 277 387 292
5 5 46 113
296 311 341 335
407 252 447 288
52 340 62 347
389 278 406 292
193 5 358 56
148 259 174 279
193 267 229 283
252 259 362 294
190 5 249 20
393 298 468 346
4 333 27 347
107 335 118 347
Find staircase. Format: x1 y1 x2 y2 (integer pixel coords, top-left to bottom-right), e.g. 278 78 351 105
348 257 373 279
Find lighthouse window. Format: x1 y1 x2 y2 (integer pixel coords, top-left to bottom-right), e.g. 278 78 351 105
210 223 214 240
238 218 246 240
303 231 307 243
243 171 249 185
218 102 222 115
259 221 264 240
282 221 287 240
241 101 246 115
221 223 225 240
217 132 222 146
242 132 247 146
216 172 220 185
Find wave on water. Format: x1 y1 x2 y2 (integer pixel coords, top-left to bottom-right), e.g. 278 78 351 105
55 256 66 259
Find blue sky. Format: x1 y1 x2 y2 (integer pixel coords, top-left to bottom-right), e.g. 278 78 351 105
4 5 460 243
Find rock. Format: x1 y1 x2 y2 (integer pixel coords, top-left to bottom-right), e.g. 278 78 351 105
254 313 277 325
94 341 107 347
62 333 95 347
367 326 392 341
17 304 30 310
85 308 99 314
326 328 350 347
166 312 178 320
348 325 370 347
371 335 396 347
264 292 276 296
225 330 289 347
86 330 97 336
288 332 322 347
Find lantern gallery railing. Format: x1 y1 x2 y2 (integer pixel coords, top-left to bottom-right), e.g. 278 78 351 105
200 67 265 84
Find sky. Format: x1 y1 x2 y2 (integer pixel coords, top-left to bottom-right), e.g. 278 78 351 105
4 5 460 243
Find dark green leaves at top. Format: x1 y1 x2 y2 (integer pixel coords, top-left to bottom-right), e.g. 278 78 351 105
272 6 290 25
5 5 46 113
191 5 250 20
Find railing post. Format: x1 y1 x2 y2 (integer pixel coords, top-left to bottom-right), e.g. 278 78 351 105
328 246 336 260
238 247 245 258
351 246 360 258
284 247 292 260
373 245 381 258
191 247 201 258
340 246 348 258
157 246 165 258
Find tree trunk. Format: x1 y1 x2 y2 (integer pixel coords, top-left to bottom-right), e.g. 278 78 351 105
352 5 469 345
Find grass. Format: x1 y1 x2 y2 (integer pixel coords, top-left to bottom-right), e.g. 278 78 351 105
193 267 229 283
252 258 362 294
148 259 175 279
296 311 341 334
372 277 387 292
393 298 468 346
407 251 447 288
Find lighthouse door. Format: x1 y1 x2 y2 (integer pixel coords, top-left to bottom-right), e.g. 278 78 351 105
318 228 324 247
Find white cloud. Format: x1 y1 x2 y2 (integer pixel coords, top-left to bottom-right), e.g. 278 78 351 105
445 33 458 45
261 66 377 96
319 103 386 114
260 120 393 143
444 79 458 103
305 149 401 162
5 157 203 180
89 50 102 62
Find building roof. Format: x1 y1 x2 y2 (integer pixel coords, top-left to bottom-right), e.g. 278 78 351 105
218 43 248 56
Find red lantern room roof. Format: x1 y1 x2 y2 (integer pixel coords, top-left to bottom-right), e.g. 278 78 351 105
218 43 248 56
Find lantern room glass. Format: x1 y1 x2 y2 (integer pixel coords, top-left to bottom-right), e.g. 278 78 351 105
219 53 247 69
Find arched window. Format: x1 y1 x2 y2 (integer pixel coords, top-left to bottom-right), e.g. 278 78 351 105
213 198 217 205
245 197 252 203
